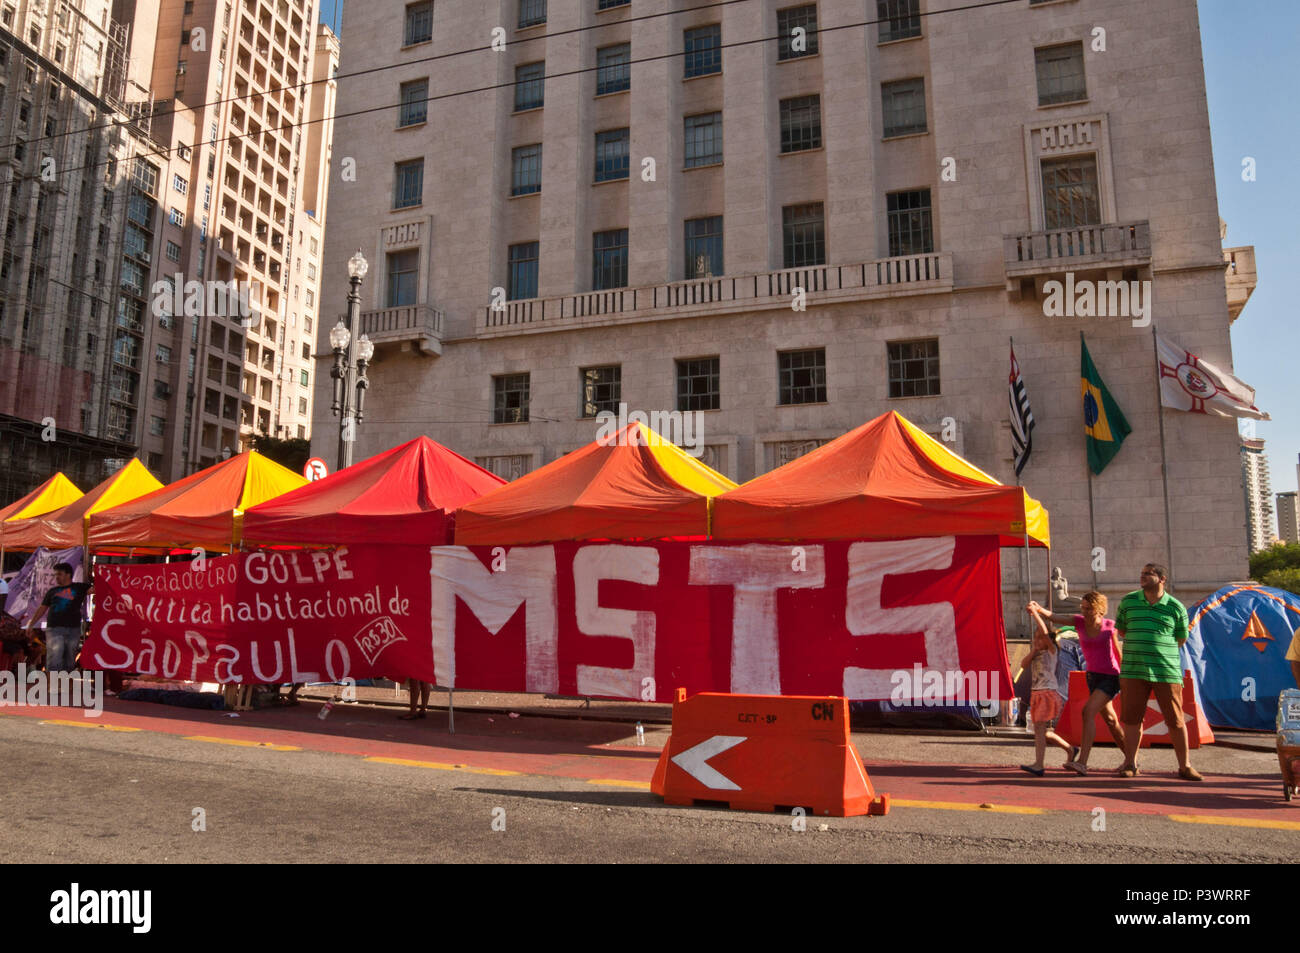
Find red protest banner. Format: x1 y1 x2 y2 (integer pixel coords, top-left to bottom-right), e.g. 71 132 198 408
84 537 1010 702
84 547 433 685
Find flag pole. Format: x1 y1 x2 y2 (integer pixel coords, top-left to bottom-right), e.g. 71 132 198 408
1082 332 1098 590
1011 335 1030 633
1151 325 1176 587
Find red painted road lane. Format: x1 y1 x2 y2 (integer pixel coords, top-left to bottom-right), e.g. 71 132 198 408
863 762 1299 823
6 701 1299 824
0 701 659 783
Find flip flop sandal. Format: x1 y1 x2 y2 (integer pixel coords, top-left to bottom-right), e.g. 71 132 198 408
1019 764 1045 777
1065 762 1088 776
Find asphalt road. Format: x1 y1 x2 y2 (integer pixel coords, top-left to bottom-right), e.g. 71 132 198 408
0 707 1294 863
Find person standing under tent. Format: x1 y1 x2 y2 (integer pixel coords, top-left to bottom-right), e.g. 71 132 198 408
25 562 92 674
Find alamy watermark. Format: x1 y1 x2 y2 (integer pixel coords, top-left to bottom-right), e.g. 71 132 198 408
151 275 264 326
1041 272 1151 327
890 664 1001 710
0 666 104 717
594 402 704 456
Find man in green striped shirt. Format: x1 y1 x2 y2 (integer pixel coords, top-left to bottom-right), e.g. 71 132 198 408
1115 564 1202 781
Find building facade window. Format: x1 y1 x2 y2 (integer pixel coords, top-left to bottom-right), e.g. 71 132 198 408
493 373 530 423
887 339 940 397
511 143 542 195
592 228 629 289
514 61 545 111
677 357 720 411
393 158 424 208
780 94 822 153
404 1 433 45
1040 155 1100 228
776 5 818 60
1035 42 1086 105
150 416 166 436
508 241 539 300
886 189 933 256
596 43 631 94
598 0 630 8
518 0 546 29
684 112 722 167
684 24 721 77
684 216 723 278
166 240 182 261
881 78 926 137
399 79 428 126
168 207 185 226
581 365 621 417
778 348 826 404
594 129 630 182
877 0 921 43
300 369 310 387
782 203 825 268
386 249 420 307
173 173 188 194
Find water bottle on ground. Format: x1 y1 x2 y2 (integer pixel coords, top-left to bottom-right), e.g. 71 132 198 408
635 721 645 746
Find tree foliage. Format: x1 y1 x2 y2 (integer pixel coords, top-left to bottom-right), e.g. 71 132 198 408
249 433 312 475
1250 542 1300 579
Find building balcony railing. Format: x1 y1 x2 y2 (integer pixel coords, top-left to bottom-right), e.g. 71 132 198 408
1002 220 1151 300
359 304 444 355
1004 221 1151 276
479 252 953 335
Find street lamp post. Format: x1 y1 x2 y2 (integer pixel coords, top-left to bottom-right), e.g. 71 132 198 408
330 249 373 472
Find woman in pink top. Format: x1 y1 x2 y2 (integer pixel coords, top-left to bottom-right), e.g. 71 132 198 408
1029 591 1125 775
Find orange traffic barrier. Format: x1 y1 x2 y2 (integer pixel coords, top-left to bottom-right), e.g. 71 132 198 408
651 689 889 817
1056 670 1214 749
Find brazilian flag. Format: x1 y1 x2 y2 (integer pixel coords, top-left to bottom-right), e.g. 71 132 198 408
1080 333 1132 474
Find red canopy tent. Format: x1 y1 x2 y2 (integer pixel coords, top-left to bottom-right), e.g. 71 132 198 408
0 473 82 526
86 451 306 552
1 459 163 551
454 422 736 544
241 435 506 547
710 411 1050 546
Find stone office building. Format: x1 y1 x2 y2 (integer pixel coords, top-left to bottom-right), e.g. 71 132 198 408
316 0 1253 610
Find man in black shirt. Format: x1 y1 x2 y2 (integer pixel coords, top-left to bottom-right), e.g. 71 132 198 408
26 562 92 673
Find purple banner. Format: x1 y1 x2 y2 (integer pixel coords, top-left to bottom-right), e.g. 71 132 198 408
3 547 85 626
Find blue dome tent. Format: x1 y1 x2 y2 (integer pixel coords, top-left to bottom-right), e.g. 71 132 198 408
1185 584 1300 730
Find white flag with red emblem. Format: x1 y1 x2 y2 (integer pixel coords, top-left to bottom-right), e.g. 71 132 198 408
1156 334 1269 420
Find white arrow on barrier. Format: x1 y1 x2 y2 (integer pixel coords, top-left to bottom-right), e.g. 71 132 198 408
1142 698 1196 737
670 735 747 790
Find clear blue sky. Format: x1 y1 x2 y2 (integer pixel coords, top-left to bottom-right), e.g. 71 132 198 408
1200 0 1300 495
314 0 1298 493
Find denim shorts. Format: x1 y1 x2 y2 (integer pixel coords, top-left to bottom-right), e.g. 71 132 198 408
1086 671 1121 699
44 626 81 672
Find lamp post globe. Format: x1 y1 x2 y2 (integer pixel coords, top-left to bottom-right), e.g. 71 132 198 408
329 320 350 352
347 249 368 281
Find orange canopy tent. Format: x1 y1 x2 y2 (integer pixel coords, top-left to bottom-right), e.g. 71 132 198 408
2 459 163 551
86 451 307 552
455 422 736 544
710 411 1050 547
0 473 83 529
242 435 506 547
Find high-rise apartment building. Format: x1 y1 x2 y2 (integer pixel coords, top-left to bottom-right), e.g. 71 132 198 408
1241 436 1273 555
0 0 339 502
114 0 338 481
1278 491 1298 547
318 0 1252 606
0 0 168 500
